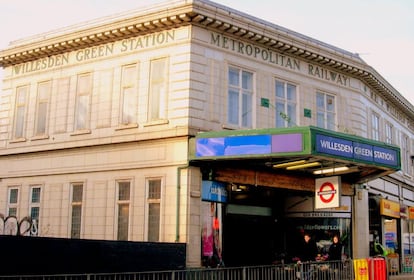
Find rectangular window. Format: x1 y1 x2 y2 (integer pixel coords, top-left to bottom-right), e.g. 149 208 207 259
371 113 380 141
29 187 41 229
117 181 130 241
316 92 336 130
385 122 393 144
275 80 297 127
35 81 51 136
14 86 29 139
121 64 138 124
71 183 83 238
8 188 19 217
75 74 92 130
228 67 254 128
147 179 161 242
55 77 70 133
149 58 167 121
402 134 411 174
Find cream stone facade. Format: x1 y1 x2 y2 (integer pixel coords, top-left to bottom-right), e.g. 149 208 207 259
0 0 414 268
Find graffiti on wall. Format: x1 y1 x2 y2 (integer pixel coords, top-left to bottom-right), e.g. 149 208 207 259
0 214 38 236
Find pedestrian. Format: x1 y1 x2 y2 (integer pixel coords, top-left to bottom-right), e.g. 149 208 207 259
328 235 343 261
299 233 318 262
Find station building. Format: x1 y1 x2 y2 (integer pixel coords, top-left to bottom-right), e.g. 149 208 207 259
0 0 413 268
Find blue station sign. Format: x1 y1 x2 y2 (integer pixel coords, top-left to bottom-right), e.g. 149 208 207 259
191 126 400 170
315 133 399 168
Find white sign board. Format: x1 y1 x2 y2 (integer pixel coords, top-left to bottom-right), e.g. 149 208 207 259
315 176 341 209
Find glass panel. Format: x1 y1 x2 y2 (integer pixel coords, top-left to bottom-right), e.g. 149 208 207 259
242 71 253 90
148 203 160 242
119 182 130 201
121 64 138 124
326 95 335 111
242 92 252 127
151 60 165 80
17 87 27 104
287 84 296 101
78 75 91 94
118 204 129 241
123 65 136 85
76 95 89 130
30 207 40 221
276 81 284 98
36 102 47 134
8 208 17 216
71 205 82 238
327 112 335 130
149 180 161 199
228 90 239 124
72 184 83 203
31 188 41 203
9 189 18 204
287 103 296 127
15 107 25 138
228 68 239 86
149 59 167 121
316 92 324 109
151 83 161 119
317 112 325 128
276 102 285 128
122 87 136 124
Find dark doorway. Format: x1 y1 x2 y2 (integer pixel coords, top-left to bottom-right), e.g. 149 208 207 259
222 206 274 266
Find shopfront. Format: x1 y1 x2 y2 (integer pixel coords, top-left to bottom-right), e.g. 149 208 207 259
190 126 401 266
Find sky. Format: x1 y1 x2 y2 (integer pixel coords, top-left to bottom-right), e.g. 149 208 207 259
1 0 413 105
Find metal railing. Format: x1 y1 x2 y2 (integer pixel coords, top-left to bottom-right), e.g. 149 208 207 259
0 260 353 280
2 256 414 280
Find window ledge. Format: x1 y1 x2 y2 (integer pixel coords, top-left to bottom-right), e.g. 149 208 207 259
31 135 50 141
143 119 169 127
222 124 238 130
70 129 91 136
9 137 27 143
115 123 139 131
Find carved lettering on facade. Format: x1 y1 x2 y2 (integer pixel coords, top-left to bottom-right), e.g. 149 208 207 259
210 33 300 71
308 64 349 86
11 30 177 76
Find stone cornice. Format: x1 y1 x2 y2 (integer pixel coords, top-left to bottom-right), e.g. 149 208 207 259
1 0 413 117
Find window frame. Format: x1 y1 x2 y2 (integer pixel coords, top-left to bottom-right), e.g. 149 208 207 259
385 121 393 144
13 85 29 139
227 66 255 128
316 91 336 130
70 183 84 239
146 177 163 242
401 133 412 175
116 180 131 241
7 187 20 217
371 112 380 141
74 73 92 131
120 64 139 125
275 79 297 128
34 81 52 137
148 58 168 122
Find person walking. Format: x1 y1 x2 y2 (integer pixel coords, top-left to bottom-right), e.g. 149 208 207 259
329 235 343 261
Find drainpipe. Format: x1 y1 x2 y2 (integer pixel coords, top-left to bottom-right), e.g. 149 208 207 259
176 165 189 242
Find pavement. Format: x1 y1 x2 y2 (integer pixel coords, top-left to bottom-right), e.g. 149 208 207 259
389 275 414 280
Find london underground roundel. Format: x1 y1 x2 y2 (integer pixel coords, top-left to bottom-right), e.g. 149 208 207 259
315 176 341 209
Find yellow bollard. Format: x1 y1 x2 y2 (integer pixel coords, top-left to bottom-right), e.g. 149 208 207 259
354 258 369 280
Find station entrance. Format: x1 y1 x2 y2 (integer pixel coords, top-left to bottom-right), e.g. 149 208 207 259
192 126 400 267
202 183 352 267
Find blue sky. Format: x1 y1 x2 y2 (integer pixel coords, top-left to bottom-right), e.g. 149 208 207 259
1 0 413 105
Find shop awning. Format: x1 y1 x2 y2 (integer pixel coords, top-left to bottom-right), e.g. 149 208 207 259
189 126 400 184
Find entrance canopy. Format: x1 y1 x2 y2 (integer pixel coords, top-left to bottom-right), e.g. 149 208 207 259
189 126 400 185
